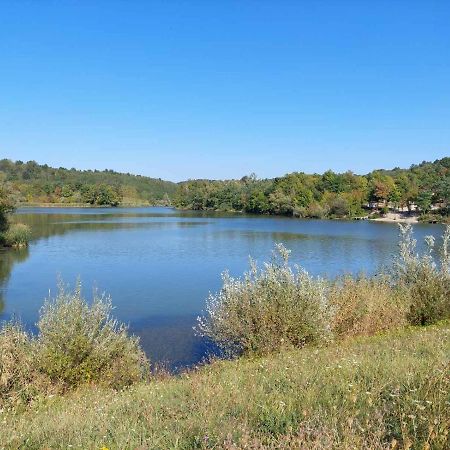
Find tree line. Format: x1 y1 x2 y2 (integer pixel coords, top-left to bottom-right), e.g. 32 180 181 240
1 157 448 217
0 159 177 206
173 157 450 219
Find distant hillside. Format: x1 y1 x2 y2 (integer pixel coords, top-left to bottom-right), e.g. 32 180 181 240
0 159 177 206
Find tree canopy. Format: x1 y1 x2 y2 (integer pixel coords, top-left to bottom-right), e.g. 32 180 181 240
173 157 450 219
1 157 448 216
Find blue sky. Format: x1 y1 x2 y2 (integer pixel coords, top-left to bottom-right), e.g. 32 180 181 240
0 1 449 181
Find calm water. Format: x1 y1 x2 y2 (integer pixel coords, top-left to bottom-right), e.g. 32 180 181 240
0 207 444 369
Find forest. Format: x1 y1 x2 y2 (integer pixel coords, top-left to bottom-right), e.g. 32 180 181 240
173 157 450 219
0 157 449 218
0 159 177 206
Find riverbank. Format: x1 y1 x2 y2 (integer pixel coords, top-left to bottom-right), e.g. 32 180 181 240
16 203 450 224
2 323 448 449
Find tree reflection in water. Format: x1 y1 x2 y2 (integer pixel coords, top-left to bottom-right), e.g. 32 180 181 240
0 246 29 315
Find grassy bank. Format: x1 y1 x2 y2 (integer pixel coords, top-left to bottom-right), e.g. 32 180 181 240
2 323 449 449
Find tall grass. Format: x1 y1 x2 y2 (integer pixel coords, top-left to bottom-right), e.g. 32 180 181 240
0 322 49 406
329 274 407 338
1 223 31 247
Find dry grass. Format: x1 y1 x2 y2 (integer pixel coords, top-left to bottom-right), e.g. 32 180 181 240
2 323 449 449
329 275 408 338
0 323 51 407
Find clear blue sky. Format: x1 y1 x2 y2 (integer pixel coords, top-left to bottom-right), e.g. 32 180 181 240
1 1 449 181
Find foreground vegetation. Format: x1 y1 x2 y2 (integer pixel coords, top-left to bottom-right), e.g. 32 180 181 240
0 282 148 407
1 324 449 449
175 157 449 220
1 225 449 448
197 225 449 356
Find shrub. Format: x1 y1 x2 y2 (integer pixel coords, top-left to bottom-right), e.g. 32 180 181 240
196 244 332 356
2 223 31 247
198 227 450 359
329 275 407 338
394 224 450 325
305 202 328 219
329 196 349 217
0 323 37 405
0 282 149 406
36 282 149 389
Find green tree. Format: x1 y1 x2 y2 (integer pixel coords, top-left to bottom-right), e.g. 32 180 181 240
388 186 402 210
0 187 15 233
416 191 433 214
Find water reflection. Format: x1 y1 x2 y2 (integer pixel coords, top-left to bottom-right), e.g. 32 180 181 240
0 247 30 315
131 314 210 371
13 211 209 243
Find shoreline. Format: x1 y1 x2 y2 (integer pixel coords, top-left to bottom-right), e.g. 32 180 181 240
15 204 447 224
370 214 419 224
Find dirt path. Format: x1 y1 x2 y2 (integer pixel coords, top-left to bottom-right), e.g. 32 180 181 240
371 212 418 223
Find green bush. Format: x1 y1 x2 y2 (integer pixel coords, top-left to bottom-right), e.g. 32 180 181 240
2 223 31 247
394 224 450 325
196 244 332 356
0 282 149 407
36 282 149 389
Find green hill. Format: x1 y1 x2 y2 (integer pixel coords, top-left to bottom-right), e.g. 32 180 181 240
0 159 177 206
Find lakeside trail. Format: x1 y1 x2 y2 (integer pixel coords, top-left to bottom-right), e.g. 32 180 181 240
2 323 449 449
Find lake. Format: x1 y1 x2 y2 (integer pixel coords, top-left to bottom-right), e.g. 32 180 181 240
0 207 444 370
